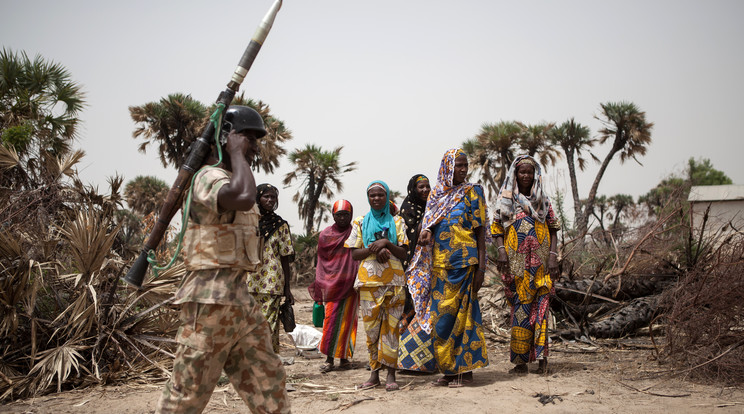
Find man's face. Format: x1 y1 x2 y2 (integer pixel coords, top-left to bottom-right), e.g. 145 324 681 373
239 130 259 162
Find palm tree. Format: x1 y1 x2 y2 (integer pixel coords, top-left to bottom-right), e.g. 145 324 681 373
124 175 169 216
0 48 86 189
516 122 561 168
550 118 597 230
575 102 653 243
462 120 521 199
389 190 403 205
283 144 357 235
130 93 292 174
129 93 207 169
314 201 331 233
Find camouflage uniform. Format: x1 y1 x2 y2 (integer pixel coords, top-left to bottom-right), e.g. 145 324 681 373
156 166 290 414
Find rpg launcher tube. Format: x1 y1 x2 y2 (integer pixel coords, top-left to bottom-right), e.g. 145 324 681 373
228 0 282 91
123 1 283 289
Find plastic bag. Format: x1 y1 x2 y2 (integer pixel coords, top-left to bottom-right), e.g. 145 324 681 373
279 300 295 333
287 324 322 350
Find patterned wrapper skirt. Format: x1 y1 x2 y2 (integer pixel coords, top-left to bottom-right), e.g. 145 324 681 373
397 314 436 372
501 214 554 364
430 266 489 375
358 286 405 371
252 293 282 353
319 291 359 359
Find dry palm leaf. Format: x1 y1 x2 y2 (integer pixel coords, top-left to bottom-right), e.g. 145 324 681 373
57 210 120 285
56 150 85 180
27 341 90 393
0 144 19 171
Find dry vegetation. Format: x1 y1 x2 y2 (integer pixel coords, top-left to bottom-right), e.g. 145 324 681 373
1 155 742 403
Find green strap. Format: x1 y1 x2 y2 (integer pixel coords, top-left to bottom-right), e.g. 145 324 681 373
147 103 227 275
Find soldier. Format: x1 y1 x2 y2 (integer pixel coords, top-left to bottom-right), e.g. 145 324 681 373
156 106 290 414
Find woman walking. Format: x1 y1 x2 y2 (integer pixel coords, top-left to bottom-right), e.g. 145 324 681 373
492 155 560 374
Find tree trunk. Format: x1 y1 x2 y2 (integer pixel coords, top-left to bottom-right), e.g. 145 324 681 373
555 276 673 304
564 147 582 229
588 295 659 338
576 144 621 248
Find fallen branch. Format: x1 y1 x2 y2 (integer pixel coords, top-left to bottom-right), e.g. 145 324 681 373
330 396 374 412
615 380 691 398
554 286 620 304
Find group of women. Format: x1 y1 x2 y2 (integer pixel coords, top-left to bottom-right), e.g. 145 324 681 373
254 149 561 391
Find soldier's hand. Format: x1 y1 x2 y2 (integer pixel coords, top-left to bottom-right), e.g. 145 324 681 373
225 130 250 157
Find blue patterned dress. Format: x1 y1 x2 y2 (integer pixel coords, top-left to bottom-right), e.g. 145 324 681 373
428 186 489 375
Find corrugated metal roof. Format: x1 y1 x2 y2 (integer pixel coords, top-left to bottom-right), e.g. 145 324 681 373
688 185 744 202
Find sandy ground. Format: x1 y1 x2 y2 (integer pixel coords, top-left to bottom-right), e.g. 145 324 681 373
3 287 743 414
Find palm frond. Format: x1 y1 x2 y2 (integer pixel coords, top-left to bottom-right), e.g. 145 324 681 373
27 341 88 393
0 144 19 171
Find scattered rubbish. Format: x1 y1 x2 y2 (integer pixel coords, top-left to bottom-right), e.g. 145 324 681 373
533 392 563 405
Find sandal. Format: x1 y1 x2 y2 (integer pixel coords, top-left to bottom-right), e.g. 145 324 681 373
448 372 473 388
431 376 452 386
385 382 400 392
319 362 334 373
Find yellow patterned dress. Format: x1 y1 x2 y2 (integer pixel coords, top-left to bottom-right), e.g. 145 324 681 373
491 204 559 364
429 186 489 375
345 215 408 371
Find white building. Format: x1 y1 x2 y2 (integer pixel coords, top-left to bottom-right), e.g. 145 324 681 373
688 185 744 241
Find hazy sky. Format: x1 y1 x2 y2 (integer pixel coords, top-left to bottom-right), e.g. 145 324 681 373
2 0 743 232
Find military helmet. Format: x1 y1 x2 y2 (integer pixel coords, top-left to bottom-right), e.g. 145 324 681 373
223 105 267 138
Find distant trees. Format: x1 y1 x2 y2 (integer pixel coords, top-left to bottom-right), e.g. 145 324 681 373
574 102 654 243
0 48 86 190
283 145 357 235
129 93 206 169
640 157 732 216
550 118 597 232
462 121 522 198
462 101 654 250
124 175 169 216
129 92 292 174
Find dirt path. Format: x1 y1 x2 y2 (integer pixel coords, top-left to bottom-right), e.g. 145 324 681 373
3 289 743 413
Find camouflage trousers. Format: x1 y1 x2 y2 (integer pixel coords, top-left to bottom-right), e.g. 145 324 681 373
156 301 290 414
252 293 282 353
